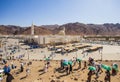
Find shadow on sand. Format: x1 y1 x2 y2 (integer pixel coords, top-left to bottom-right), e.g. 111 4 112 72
38 68 46 76
20 76 27 80
56 74 68 79
55 67 66 73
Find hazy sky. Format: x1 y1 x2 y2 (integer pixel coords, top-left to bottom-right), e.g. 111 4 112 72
0 0 120 26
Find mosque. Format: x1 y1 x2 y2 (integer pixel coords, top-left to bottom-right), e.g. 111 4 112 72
24 23 81 45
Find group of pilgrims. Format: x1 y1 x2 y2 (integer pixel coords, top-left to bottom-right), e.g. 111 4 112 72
0 56 119 82
0 59 32 82
44 57 119 82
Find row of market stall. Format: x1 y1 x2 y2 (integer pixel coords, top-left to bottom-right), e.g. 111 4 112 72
48 43 103 53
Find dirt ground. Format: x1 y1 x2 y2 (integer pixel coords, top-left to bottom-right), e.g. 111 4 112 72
1 60 120 82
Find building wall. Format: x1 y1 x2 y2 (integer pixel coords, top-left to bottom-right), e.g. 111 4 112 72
0 35 81 45
26 35 81 45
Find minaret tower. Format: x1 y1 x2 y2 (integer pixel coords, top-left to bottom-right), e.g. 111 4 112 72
58 26 66 35
31 23 34 35
63 26 65 36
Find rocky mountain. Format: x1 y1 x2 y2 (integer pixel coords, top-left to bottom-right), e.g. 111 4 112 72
41 24 59 30
0 25 24 35
57 22 120 35
0 22 120 35
21 26 52 35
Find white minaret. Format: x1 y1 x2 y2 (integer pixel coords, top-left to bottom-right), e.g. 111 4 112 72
31 23 34 35
58 26 66 35
63 26 65 35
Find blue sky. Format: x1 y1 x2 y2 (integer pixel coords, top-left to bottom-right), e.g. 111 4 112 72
0 0 120 26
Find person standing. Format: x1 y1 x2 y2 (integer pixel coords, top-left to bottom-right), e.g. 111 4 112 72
95 65 100 78
72 57 76 66
112 63 118 75
6 73 14 82
65 66 69 75
44 64 48 73
104 70 111 82
0 70 3 82
20 62 24 72
68 64 72 74
60 59 64 69
78 60 81 69
87 70 93 82
11 61 14 69
3 64 11 75
83 61 87 69
26 67 30 77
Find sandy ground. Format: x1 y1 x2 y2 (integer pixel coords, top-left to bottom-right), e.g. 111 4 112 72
1 60 120 82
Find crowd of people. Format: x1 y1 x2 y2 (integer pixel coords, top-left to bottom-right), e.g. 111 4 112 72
0 59 33 82
43 56 119 82
0 56 119 82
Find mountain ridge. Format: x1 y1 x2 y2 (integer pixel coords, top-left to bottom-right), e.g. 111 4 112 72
0 22 120 35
